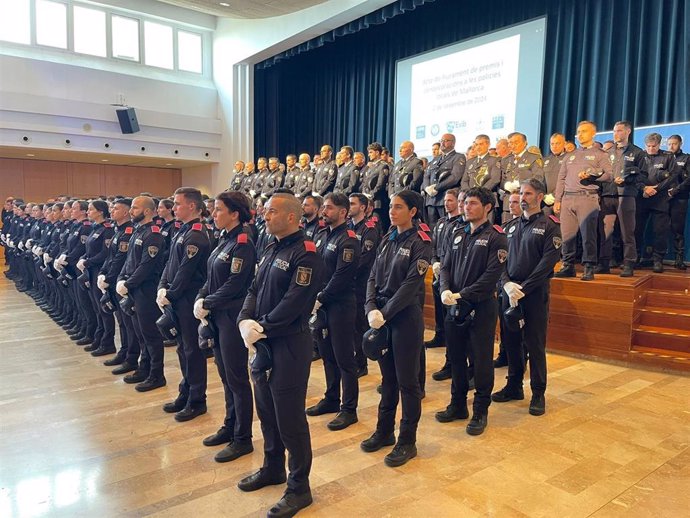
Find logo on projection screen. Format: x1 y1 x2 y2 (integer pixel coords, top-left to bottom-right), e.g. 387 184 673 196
416 126 426 139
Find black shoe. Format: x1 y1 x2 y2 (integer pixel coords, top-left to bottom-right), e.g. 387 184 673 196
493 354 508 368
123 369 148 384
203 426 233 446
424 336 445 348
384 443 417 468
360 431 396 453
491 384 525 402
111 361 137 375
620 264 634 277
214 441 253 463
163 339 177 347
675 254 687 270
103 353 125 366
435 403 469 423
581 264 595 281
175 403 207 422
305 399 339 416
311 349 321 362
594 263 610 274
135 376 166 392
466 413 488 436
83 343 99 351
163 396 187 414
237 468 287 492
554 264 576 278
76 337 94 346
653 260 664 273
327 411 358 431
267 490 313 517
529 394 546 416
432 367 451 381
91 346 115 357
356 366 368 378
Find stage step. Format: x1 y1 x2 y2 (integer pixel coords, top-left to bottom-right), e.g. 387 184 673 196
638 307 690 329
632 325 690 353
650 274 690 292
644 289 690 310
629 346 690 371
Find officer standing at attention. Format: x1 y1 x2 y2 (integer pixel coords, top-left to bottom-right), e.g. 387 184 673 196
158 187 212 421
461 134 501 192
195 191 257 463
422 134 466 226
294 154 315 200
307 193 361 431
361 190 431 467
554 121 613 281
388 141 424 197
283 154 300 192
361 142 392 229
436 187 507 436
300 195 324 241
499 132 543 222
492 179 561 416
313 145 338 197
541 133 567 215
237 193 324 518
334 146 360 195
667 135 689 269
116 196 167 391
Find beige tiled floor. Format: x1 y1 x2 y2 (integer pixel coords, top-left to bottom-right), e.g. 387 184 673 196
1 276 689 517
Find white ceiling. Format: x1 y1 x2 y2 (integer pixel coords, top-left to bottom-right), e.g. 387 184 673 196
154 0 328 18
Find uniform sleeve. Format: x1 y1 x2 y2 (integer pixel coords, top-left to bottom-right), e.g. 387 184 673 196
595 152 613 183
484 159 501 191
554 158 568 201
66 228 88 265
530 156 544 181
437 155 465 191
318 236 360 305
345 166 360 196
365 254 380 314
372 164 390 196
165 232 210 301
203 243 257 310
357 227 379 280
439 241 453 293
520 222 562 295
459 233 508 302
654 155 680 192
85 228 114 269
410 160 424 192
380 239 431 321
124 233 165 290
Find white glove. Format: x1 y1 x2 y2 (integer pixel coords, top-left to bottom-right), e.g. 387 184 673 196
312 191 319 197
26 239 33 248
8 240 15 248
35 246 43 256
367 309 386 329
503 281 525 308
312 298 322 314
432 261 441 277
156 288 170 307
43 253 52 267
543 193 555 206
193 298 209 320
54 262 64 272
116 280 128 296
238 319 266 346
249 189 256 198
97 274 109 292
18 241 24 250
504 180 520 192
56 254 67 265
424 184 438 197
77 258 86 272
441 290 461 305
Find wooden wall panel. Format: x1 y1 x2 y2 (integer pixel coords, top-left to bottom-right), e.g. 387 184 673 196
68 163 104 197
141 168 178 197
23 161 68 202
0 159 26 201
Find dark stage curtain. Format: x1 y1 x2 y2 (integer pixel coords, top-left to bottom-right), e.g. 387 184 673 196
254 0 689 158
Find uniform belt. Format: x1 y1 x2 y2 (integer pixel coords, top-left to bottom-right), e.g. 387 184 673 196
564 190 598 195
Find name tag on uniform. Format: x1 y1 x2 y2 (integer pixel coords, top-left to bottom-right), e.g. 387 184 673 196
218 252 229 262
326 243 337 252
273 258 289 271
398 248 410 257
474 239 488 246
532 228 545 235
135 238 142 246
585 155 596 161
625 155 635 161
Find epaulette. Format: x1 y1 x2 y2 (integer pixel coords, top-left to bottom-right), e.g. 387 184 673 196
192 223 203 231
175 221 181 229
365 221 376 228
347 229 357 239
418 222 431 232
151 225 161 233
418 230 431 242
124 227 134 234
371 216 379 222
237 233 248 244
304 241 317 252
549 214 561 224
493 224 505 234
318 219 326 227
83 220 92 226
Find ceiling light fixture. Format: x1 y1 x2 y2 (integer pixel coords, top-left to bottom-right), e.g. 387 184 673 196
26 153 35 157
101 159 109 162
219 2 230 6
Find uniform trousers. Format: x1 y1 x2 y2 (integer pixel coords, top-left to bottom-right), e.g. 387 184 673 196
130 284 164 378
171 294 207 405
636 198 670 260
670 198 688 258
353 282 368 370
561 192 600 265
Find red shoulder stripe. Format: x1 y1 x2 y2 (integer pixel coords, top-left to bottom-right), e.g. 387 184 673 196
151 225 161 233
237 233 248 244
318 220 326 227
124 227 133 234
549 215 561 224
418 230 431 242
192 223 203 231
419 222 431 232
493 224 505 234
371 216 379 222
346 229 357 239
175 221 181 228
365 221 376 228
304 240 317 252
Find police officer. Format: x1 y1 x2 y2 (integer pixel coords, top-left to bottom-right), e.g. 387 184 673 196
667 135 689 269
334 146 361 195
636 132 678 273
294 153 315 200
499 132 543 222
436 187 508 436
554 121 613 281
228 161 246 191
348 193 381 377
249 157 270 201
361 190 431 467
361 142 391 229
461 134 501 193
116 196 167 391
300 195 324 242
422 134 466 226
283 155 300 192
195 191 257 462
158 187 212 421
239 162 257 198
313 145 338 197
261 157 285 199
237 193 323 518
307 193 361 431
541 133 567 214
492 179 561 416
388 141 424 198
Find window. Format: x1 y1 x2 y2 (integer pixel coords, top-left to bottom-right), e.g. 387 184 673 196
73 6 106 57
36 0 67 49
144 21 173 70
112 15 139 62
0 0 31 45
178 31 202 73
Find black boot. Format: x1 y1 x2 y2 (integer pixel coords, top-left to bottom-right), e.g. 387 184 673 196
581 264 595 281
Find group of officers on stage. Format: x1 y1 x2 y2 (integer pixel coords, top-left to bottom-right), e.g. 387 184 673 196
1 119 688 518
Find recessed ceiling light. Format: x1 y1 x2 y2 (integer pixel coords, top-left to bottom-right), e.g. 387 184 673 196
26 153 35 157
101 159 109 162
219 2 230 6
165 163 173 166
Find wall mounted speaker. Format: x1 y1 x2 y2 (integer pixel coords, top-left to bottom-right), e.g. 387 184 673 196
116 108 140 134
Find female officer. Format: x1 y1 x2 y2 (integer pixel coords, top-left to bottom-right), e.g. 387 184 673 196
362 190 432 467
194 191 257 463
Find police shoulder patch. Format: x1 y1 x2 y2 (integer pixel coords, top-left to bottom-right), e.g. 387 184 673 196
417 259 429 275
124 227 133 234
497 249 508 263
119 242 129 253
549 214 561 224
417 231 431 242
237 233 248 244
296 266 312 286
148 246 159 257
230 257 244 273
151 226 161 233
493 224 505 234
80 235 88 244
343 248 355 262
304 241 317 253
186 244 199 258
553 236 562 249
192 223 203 231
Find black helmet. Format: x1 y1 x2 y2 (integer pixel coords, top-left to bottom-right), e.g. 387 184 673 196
308 308 328 341
362 325 390 361
58 273 70 287
119 295 136 317
447 298 475 329
197 319 218 349
77 271 91 290
250 339 273 374
155 306 178 341
503 304 525 333
100 290 117 314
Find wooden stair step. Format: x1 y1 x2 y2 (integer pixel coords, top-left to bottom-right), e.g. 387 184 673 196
650 274 690 292
629 346 690 372
645 289 690 309
632 325 690 353
638 309 690 329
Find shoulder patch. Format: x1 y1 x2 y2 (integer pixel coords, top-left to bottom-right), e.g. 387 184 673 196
347 229 357 239
418 222 431 232
549 214 561 224
318 220 326 228
237 233 248 244
365 221 376 228
192 223 203 231
493 224 505 234
124 227 133 234
417 230 431 242
304 240 317 253
151 225 161 233
371 216 379 222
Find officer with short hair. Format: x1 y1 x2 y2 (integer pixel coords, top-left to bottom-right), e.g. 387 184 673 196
461 134 501 192
667 135 689 269
334 146 361 195
283 154 300 192
313 145 338 197
541 133 567 214
294 154 315 200
422 134 466 226
388 141 424 197
361 142 391 229
300 195 324 242
499 132 543 222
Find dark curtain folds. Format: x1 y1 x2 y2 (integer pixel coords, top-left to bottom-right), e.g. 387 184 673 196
254 0 689 159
